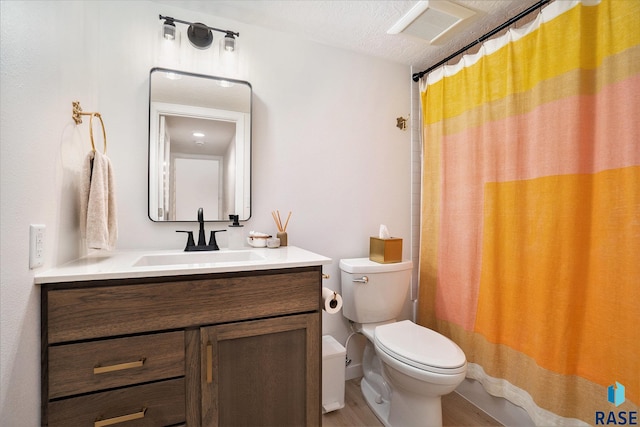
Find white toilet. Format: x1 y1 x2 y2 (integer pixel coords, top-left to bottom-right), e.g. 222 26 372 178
340 258 467 427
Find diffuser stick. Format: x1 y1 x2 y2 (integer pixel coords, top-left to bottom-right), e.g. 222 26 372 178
283 211 292 232
272 211 283 232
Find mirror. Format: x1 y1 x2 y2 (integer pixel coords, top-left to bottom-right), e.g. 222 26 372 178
148 67 251 221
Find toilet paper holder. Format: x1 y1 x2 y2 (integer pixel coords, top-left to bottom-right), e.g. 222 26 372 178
329 292 339 309
322 286 343 314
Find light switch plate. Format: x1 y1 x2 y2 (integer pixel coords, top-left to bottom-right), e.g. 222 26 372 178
29 224 45 269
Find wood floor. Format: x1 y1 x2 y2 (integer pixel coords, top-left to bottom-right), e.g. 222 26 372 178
322 378 502 427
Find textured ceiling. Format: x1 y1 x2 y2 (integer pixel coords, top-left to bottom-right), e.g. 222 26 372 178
153 0 544 71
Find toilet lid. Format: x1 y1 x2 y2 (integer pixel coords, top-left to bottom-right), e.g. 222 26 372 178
374 320 466 373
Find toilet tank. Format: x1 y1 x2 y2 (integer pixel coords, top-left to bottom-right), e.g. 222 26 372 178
339 258 413 324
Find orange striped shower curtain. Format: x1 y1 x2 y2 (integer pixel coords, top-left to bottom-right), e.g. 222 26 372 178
418 0 639 424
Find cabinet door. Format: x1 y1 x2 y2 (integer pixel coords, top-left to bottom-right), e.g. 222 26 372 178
200 313 320 427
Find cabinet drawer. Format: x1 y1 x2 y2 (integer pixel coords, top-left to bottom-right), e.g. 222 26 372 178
46 268 321 343
47 378 185 427
49 331 184 399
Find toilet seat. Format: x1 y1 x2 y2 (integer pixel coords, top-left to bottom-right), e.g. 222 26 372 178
374 320 466 375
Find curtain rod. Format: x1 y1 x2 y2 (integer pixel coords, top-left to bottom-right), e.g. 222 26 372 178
412 0 551 82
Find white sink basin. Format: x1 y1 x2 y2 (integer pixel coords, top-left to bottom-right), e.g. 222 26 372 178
133 250 266 267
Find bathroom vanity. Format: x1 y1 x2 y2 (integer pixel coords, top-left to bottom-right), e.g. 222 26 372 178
36 247 331 427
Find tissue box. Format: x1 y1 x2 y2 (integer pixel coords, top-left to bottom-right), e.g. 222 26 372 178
369 237 402 263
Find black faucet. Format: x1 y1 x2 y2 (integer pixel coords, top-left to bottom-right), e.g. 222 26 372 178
176 208 226 251
197 207 206 246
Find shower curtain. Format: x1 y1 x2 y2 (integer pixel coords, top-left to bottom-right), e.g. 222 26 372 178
418 0 639 424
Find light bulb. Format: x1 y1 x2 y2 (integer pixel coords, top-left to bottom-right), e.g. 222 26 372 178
163 20 176 40
223 35 235 52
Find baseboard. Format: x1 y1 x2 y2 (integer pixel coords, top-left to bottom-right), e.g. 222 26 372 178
455 378 535 427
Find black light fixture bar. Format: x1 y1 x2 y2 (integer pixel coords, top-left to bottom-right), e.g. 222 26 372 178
159 15 239 38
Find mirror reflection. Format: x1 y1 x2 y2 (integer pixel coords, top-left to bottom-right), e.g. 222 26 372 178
148 68 251 221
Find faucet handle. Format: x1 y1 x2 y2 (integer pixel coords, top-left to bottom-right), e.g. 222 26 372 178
208 230 227 250
176 230 195 251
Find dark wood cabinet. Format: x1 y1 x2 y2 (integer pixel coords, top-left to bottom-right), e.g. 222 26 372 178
200 314 319 427
41 267 322 426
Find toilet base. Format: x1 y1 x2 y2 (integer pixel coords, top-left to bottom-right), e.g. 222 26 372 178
362 371 446 427
362 375 445 427
361 376 391 427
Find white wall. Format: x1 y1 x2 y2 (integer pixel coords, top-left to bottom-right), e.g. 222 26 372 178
0 1 411 423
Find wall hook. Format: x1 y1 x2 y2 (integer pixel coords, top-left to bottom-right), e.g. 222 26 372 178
396 116 409 131
72 101 84 124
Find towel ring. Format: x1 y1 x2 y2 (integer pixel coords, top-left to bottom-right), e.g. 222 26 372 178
72 102 107 154
89 112 107 154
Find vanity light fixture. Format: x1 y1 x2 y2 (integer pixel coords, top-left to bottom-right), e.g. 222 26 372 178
159 15 239 51
193 131 205 138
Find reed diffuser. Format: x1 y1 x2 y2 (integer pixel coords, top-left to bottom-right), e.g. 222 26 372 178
271 210 291 247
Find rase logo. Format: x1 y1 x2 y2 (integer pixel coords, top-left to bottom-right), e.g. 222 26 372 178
595 382 638 425
609 382 626 407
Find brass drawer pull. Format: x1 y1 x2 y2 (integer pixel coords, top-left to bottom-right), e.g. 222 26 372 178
94 408 146 427
93 358 146 375
206 343 213 384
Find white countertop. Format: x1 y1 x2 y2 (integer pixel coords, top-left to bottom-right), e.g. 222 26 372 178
34 246 332 284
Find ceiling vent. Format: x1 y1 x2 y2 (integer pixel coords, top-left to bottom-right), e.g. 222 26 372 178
387 0 476 45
